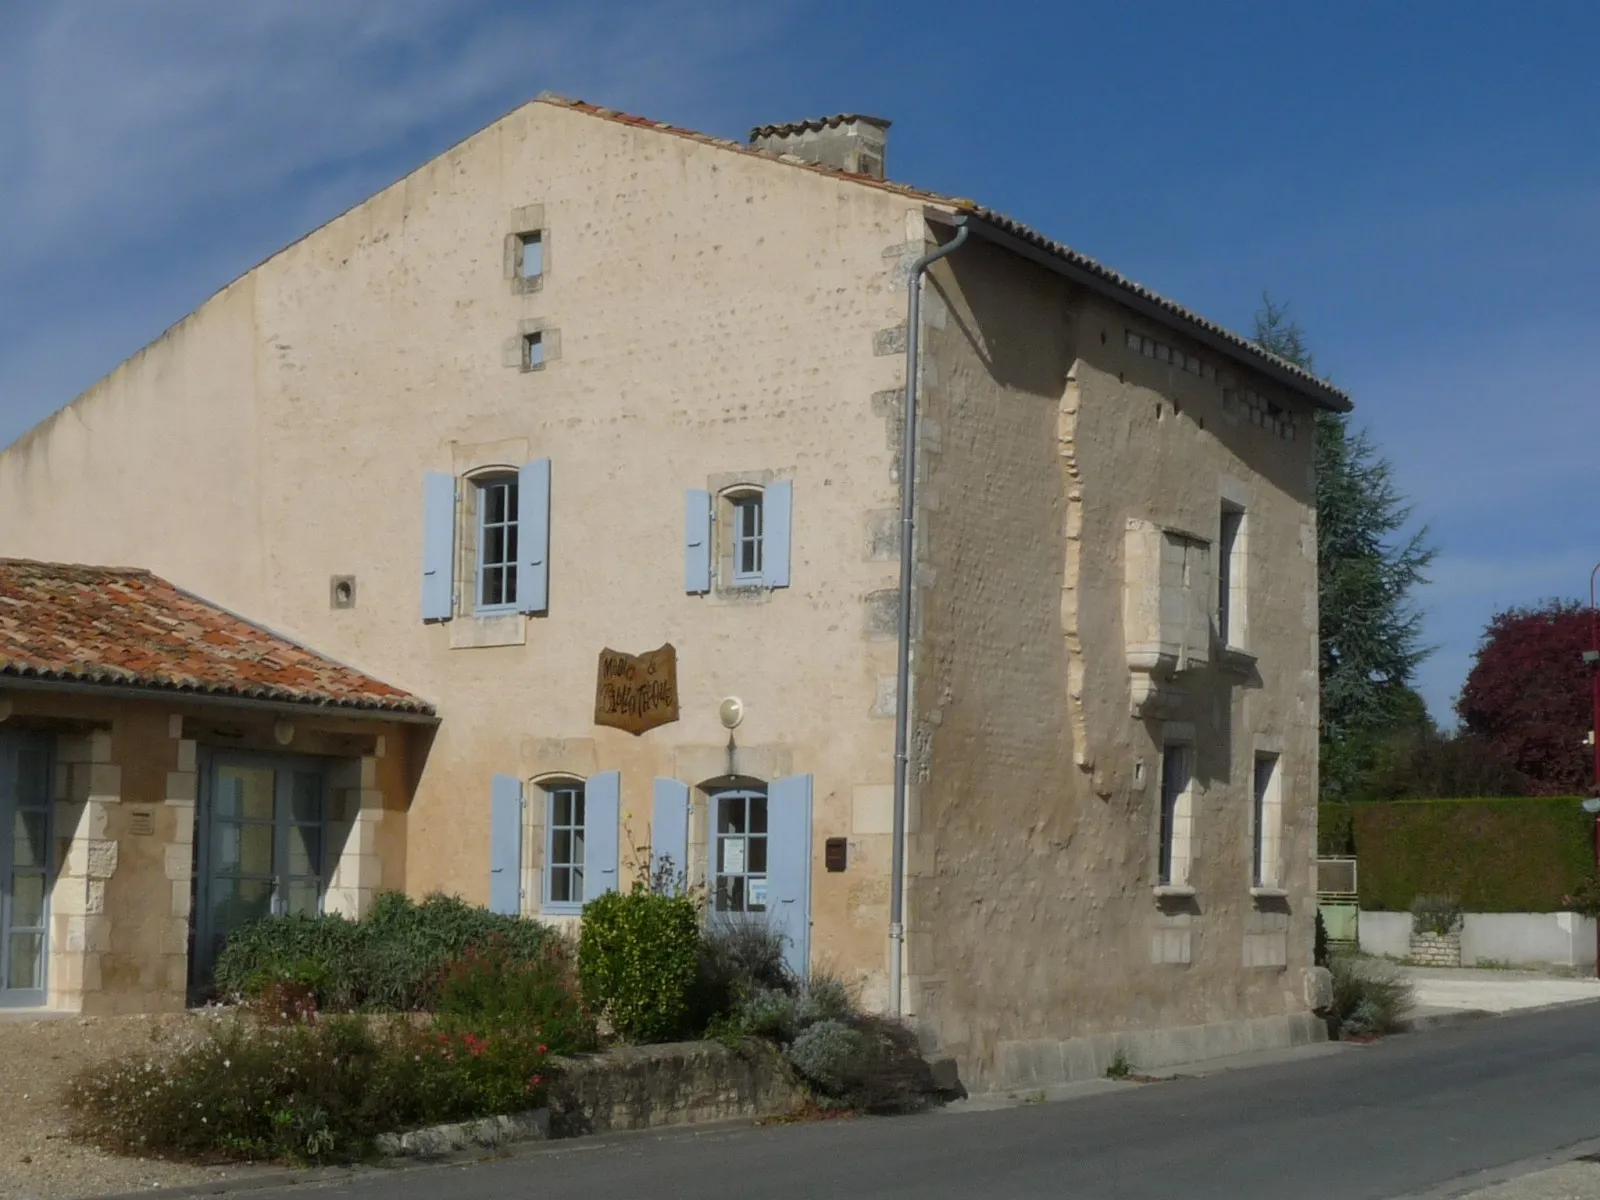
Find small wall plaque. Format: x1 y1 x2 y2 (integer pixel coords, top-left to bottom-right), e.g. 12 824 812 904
129 809 155 837
825 837 848 873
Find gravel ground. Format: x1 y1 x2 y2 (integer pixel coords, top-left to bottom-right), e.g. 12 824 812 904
1453 1161 1600 1199
0 1011 266 1200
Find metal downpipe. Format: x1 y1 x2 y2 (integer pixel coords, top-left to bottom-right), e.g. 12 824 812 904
889 221 969 1018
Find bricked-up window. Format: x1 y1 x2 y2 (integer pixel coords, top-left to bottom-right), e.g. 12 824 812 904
543 781 586 910
730 491 764 584
1218 504 1245 649
518 231 544 281
1252 754 1283 889
1158 744 1194 887
476 475 519 611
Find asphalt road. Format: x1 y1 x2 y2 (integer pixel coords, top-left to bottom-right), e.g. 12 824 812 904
232 1002 1600 1200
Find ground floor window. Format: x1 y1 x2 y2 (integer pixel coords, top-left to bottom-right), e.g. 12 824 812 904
544 780 586 910
712 788 768 913
0 733 51 1005
1158 744 1194 887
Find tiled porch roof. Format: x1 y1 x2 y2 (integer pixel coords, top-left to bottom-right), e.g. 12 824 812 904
0 559 434 716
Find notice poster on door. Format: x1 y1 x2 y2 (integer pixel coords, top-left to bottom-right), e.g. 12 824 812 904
723 838 746 875
748 876 768 908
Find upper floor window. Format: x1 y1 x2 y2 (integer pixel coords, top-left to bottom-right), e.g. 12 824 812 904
477 475 519 611
730 491 764 584
1218 504 1245 649
544 780 586 910
1252 753 1282 890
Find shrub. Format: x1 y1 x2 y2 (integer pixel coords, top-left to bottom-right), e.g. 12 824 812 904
1314 910 1330 968
786 1019 869 1096
578 886 700 1042
1410 893 1462 936
432 936 596 1051
214 891 562 1012
687 918 793 1031
1328 955 1413 1037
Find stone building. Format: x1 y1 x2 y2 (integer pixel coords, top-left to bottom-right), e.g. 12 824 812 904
0 95 1347 1089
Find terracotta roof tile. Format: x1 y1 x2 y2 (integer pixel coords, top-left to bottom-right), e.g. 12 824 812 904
0 560 433 716
536 93 1349 412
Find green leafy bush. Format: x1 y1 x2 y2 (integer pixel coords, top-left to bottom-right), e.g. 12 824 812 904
1409 893 1462 936
687 918 793 1031
433 936 596 1050
214 892 562 1012
578 886 700 1042
1328 955 1413 1037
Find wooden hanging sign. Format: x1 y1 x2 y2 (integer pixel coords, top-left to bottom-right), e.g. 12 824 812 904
594 643 680 735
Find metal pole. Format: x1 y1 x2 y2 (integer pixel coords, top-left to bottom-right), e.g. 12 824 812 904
889 221 969 1018
1589 564 1600 978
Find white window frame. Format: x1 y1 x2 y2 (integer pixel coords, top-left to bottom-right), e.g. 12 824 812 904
542 780 586 914
711 787 769 914
727 489 764 587
1157 740 1195 893
475 474 519 613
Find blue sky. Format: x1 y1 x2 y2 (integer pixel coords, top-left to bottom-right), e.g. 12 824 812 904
2 1 1595 721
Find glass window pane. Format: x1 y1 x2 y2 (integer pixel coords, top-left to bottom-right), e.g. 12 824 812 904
570 827 585 870
216 768 274 821
552 829 572 868
572 792 585 827
210 877 273 940
287 826 321 877
484 525 506 566
12 811 47 868
505 523 519 560
7 932 42 990
286 881 320 918
505 481 518 518
750 798 767 834
549 867 570 904
552 792 571 827
217 822 274 876
484 483 506 524
749 836 767 875
11 871 45 929
718 797 745 835
16 748 49 808
290 773 323 823
571 866 584 904
715 876 743 912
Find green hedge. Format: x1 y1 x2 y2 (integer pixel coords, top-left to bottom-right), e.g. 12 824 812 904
1320 798 1594 912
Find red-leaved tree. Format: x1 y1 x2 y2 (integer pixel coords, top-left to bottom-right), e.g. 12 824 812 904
1457 601 1597 796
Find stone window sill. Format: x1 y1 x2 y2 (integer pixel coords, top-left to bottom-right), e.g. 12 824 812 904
449 612 527 649
1219 647 1258 676
1153 884 1196 900
1250 886 1289 900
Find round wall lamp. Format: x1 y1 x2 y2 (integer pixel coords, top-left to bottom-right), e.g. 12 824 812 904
273 719 296 747
718 697 745 730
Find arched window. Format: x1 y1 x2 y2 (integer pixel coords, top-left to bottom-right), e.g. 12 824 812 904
722 486 765 586
541 776 586 910
473 472 519 611
709 786 768 913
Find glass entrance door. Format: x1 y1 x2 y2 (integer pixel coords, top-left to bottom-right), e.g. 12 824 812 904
0 734 52 1007
195 756 327 987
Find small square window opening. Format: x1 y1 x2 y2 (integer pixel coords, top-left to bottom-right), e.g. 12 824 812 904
523 332 545 370
731 493 764 584
476 476 519 610
518 231 544 281
545 782 586 907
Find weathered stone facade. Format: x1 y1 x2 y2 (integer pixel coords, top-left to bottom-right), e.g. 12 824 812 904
0 95 1341 1085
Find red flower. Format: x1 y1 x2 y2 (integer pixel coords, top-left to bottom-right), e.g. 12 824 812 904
537 1044 548 1055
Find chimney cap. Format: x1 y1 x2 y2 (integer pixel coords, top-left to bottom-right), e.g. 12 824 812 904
748 113 892 141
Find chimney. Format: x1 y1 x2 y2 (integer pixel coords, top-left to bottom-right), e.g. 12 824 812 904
748 114 891 180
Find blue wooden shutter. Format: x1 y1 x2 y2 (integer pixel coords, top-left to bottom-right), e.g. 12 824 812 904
421 472 456 621
763 479 792 589
651 778 691 894
489 774 524 915
767 773 813 979
685 489 712 594
585 769 621 900
517 458 551 614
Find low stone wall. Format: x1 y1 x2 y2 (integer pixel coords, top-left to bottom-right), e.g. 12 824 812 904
991 1011 1327 1093
1408 931 1461 967
1361 912 1598 968
548 1039 806 1138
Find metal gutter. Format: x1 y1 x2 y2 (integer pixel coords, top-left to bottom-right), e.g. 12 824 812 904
889 222 971 1019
